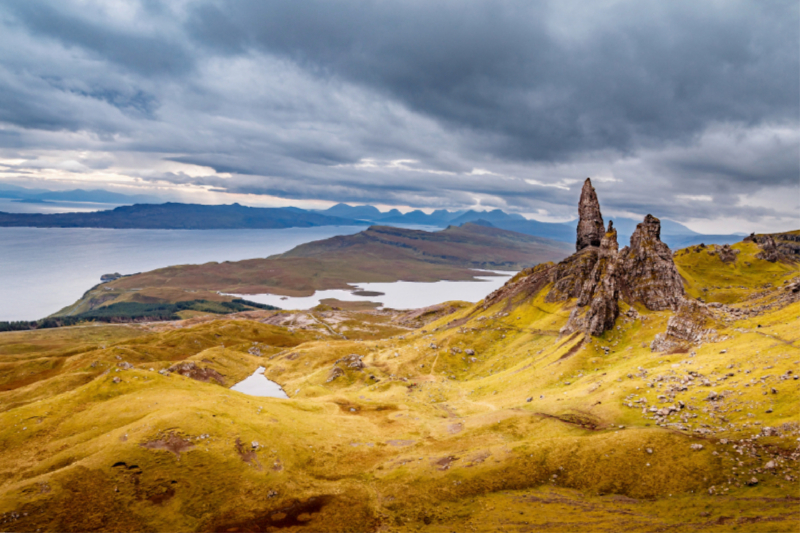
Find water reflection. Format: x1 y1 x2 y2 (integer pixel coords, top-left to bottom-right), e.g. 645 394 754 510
230 366 289 398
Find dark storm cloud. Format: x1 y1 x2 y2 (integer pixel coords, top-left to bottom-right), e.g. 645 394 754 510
0 0 797 232
184 0 799 162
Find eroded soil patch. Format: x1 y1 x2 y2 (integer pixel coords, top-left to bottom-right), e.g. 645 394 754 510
140 432 195 459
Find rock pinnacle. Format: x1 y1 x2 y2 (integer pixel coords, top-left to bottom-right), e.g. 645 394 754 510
576 178 605 251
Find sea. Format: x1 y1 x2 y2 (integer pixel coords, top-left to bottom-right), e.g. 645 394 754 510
0 225 366 321
0 221 514 322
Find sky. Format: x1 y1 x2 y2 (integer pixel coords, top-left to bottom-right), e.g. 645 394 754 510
0 0 797 233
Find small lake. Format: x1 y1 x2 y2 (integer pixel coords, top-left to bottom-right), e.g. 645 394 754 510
225 271 515 310
230 366 289 398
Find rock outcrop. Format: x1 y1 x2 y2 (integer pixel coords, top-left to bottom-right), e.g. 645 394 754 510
650 298 718 353
619 214 684 311
715 244 739 264
167 362 226 384
746 233 800 263
526 179 687 337
576 178 605 251
561 222 621 336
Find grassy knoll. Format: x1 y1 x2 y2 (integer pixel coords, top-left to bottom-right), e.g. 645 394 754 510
0 242 797 532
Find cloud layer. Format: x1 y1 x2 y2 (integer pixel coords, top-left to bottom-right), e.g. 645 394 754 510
0 0 797 232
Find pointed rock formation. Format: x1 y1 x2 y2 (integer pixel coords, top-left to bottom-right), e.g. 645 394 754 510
576 178 605 251
490 182 687 338
562 221 621 336
619 215 684 311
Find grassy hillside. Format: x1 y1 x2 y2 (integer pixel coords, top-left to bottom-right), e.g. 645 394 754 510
54 224 572 318
0 239 797 532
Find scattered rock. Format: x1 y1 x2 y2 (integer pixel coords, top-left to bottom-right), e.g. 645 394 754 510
167 362 225 385
746 477 759 486
326 367 345 383
336 354 365 370
690 444 704 451
112 376 121 384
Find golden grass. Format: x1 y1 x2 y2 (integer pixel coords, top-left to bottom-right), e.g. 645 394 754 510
0 247 798 532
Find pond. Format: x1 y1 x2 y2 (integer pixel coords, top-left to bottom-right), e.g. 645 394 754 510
230 366 289 399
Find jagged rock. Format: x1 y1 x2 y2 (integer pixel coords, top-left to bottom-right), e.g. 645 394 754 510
651 298 718 353
619 215 684 311
485 181 686 339
168 361 226 385
561 223 621 336
484 263 554 308
327 354 365 383
326 366 345 383
336 354 365 370
715 244 739 263
546 249 599 303
576 178 605 251
747 233 800 262
755 235 781 262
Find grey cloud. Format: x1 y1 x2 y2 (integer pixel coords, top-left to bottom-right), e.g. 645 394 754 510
184 0 799 162
4 0 193 76
0 0 796 233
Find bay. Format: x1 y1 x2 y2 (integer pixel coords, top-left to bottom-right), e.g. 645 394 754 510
0 226 364 321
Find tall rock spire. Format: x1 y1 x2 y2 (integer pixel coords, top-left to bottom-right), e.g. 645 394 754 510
619 214 684 310
576 178 605 251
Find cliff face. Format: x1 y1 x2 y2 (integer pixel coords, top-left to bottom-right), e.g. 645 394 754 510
619 214 685 311
560 223 621 336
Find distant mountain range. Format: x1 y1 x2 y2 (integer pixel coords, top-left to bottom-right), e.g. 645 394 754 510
0 183 159 204
0 188 746 248
0 203 366 230
316 203 745 248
